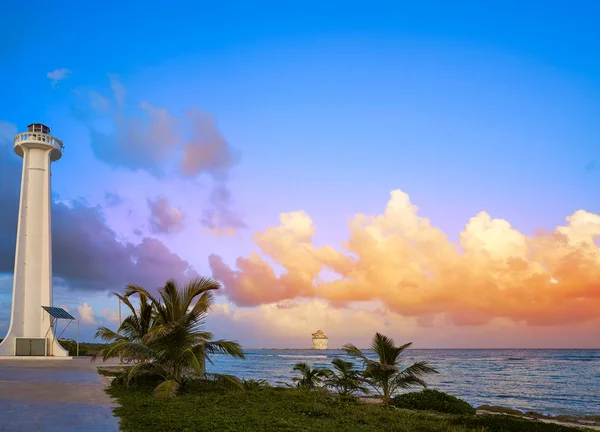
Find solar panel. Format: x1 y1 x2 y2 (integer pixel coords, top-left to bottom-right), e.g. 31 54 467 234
42 306 75 320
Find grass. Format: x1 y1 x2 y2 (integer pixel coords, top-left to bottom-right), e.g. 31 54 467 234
108 380 587 432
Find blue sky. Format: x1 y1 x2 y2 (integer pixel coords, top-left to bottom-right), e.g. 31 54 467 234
0 1 598 348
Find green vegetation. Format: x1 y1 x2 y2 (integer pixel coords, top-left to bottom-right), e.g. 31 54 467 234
324 358 370 396
108 381 584 432
241 378 270 390
391 389 476 415
93 277 244 397
343 332 439 404
91 278 587 431
59 340 107 356
291 362 332 390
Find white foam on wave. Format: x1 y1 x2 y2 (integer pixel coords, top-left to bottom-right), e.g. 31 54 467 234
278 355 328 359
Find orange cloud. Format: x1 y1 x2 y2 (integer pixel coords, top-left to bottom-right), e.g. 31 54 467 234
209 190 600 326
208 299 600 348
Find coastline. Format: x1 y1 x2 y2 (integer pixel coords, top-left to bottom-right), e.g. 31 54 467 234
476 406 600 431
246 348 600 351
358 396 600 430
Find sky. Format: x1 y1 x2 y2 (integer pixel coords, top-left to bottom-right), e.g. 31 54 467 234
0 0 599 348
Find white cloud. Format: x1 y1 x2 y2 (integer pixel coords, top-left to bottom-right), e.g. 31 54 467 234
102 308 120 322
47 68 72 88
78 302 96 324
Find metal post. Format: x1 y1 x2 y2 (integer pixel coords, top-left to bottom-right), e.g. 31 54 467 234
118 297 122 365
77 320 79 357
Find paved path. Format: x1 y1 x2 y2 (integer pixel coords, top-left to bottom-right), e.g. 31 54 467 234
0 358 120 432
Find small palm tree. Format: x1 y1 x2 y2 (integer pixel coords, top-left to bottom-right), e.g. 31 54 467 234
93 292 155 364
93 277 245 398
291 362 331 390
343 333 438 405
325 358 370 396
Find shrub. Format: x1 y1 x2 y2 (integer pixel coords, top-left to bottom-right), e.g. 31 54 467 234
390 389 476 415
242 378 270 390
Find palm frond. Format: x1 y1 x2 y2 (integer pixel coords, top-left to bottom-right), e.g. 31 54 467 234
94 326 125 342
204 340 245 359
153 379 180 398
392 375 429 390
342 343 374 367
204 373 244 392
174 347 205 375
399 361 438 379
94 278 246 397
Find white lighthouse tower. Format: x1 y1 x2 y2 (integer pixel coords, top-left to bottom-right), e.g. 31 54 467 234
0 124 69 358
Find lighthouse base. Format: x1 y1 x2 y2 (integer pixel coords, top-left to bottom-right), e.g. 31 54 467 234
0 335 70 358
0 356 73 361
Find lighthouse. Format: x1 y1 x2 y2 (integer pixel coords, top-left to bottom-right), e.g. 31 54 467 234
0 124 69 357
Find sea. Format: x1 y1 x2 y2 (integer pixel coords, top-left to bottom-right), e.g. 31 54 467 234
208 349 600 416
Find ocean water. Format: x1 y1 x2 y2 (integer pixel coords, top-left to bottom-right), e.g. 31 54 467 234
208 349 600 416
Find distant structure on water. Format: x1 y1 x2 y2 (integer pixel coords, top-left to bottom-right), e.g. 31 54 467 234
312 330 328 350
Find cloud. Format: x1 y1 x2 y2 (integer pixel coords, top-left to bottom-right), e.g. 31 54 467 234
78 302 96 324
102 308 120 323
75 77 246 232
105 192 124 207
201 183 247 236
208 299 416 348
89 91 111 113
108 74 126 108
180 109 238 179
210 190 600 326
82 77 238 182
207 299 600 349
0 121 199 294
147 197 185 234
50 201 199 292
89 100 181 176
47 68 71 88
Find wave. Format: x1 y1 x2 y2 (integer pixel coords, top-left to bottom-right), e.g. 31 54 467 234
278 355 328 359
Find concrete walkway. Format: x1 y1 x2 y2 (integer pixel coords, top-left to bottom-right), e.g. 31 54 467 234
0 358 120 432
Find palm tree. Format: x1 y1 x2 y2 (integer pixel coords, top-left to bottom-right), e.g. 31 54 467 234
93 277 245 398
325 358 370 396
343 333 438 405
291 362 331 390
93 291 155 364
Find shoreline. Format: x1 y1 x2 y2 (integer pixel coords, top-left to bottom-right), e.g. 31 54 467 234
244 348 600 350
359 397 600 430
476 406 600 431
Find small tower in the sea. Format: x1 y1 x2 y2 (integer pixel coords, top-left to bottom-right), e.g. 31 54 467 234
311 330 328 350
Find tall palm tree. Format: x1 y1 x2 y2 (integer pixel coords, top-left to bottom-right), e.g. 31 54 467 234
93 277 245 398
291 362 331 390
325 358 370 396
343 332 438 404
